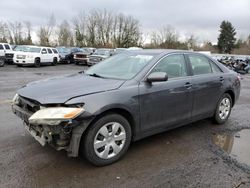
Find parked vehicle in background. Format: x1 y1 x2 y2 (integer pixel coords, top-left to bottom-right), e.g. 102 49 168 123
81 47 96 55
11 50 241 166
56 47 83 64
13 46 59 67
74 48 90 65
114 48 127 55
0 43 13 66
88 48 114 66
0 44 6 67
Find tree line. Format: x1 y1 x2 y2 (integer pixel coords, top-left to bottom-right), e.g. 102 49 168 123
0 9 249 55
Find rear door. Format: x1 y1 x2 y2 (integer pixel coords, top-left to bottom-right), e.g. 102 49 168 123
47 48 54 63
40 48 48 63
139 53 193 132
185 53 224 119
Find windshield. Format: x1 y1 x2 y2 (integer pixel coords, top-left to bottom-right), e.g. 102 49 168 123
93 49 110 56
14 46 41 53
57 47 71 53
85 53 154 80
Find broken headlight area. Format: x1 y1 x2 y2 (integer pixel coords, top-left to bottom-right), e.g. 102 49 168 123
27 107 85 148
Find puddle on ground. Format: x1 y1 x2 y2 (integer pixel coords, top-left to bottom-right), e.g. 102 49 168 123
213 129 250 166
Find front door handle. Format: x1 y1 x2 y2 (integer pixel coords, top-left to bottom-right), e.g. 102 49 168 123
184 82 192 89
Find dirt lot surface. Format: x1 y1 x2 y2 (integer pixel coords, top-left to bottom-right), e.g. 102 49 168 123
1 64 250 188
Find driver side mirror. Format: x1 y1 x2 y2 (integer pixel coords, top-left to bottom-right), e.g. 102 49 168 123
147 72 168 83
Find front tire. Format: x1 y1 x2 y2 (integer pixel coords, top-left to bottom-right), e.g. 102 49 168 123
213 93 232 124
82 114 132 166
0 60 4 67
34 58 40 68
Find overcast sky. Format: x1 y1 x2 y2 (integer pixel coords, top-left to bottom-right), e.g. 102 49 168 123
1 0 250 43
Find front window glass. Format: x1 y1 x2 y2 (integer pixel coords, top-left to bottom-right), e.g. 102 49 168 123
0 44 3 50
86 53 154 80
152 54 187 78
4 44 10 50
41 48 47 54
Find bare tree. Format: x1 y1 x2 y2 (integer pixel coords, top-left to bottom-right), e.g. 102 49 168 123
73 11 87 47
0 22 10 42
57 20 73 46
150 26 179 48
23 21 32 45
37 14 56 46
8 21 24 44
113 13 141 48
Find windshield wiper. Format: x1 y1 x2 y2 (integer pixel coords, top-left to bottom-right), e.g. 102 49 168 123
87 73 105 78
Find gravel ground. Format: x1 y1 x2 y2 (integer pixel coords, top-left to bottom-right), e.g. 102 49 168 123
0 64 250 188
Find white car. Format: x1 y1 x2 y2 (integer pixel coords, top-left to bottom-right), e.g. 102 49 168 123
13 46 59 67
0 43 13 67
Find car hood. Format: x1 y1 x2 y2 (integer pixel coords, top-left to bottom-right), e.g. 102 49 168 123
17 73 125 104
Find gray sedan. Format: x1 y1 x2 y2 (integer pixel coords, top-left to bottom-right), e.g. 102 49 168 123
12 50 241 166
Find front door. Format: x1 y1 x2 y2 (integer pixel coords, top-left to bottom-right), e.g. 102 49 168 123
139 54 193 132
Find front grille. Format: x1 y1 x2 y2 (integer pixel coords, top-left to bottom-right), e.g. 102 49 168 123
76 54 87 58
5 53 14 58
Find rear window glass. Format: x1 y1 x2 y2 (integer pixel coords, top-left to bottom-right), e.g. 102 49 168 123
47 48 53 54
188 54 212 75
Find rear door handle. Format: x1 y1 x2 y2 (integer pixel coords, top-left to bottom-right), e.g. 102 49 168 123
184 82 192 89
219 76 224 82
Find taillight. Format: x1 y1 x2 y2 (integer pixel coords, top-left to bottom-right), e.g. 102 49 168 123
237 74 243 81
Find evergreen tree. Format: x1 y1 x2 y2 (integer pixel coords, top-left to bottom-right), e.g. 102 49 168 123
217 21 236 53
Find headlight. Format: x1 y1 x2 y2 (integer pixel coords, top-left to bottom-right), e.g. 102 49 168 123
12 94 19 105
26 55 33 58
29 107 84 125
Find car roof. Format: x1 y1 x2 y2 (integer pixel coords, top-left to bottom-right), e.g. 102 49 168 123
122 49 190 56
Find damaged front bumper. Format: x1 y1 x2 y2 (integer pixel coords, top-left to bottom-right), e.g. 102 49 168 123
12 103 72 149
12 103 91 157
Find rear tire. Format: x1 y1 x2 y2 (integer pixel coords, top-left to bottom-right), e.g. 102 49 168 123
81 114 132 166
52 58 57 66
213 93 232 124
